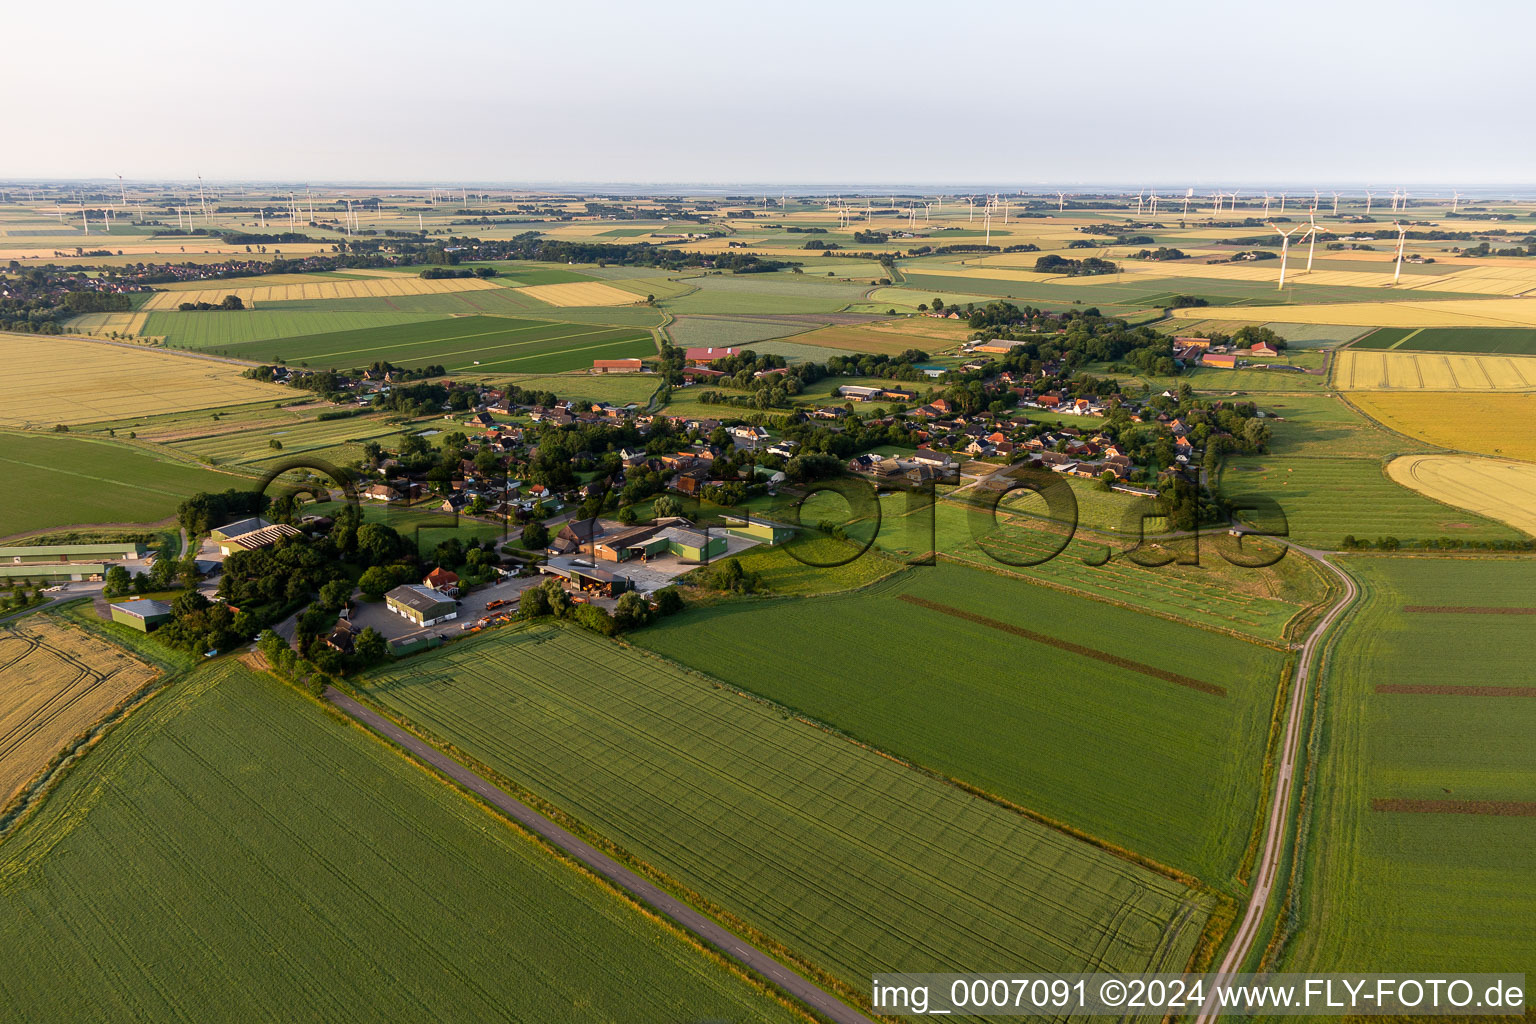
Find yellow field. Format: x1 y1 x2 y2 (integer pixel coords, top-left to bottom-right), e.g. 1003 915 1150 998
0 617 158 805
860 317 975 343
1350 392 1536 462
1386 455 1536 535
514 281 641 306
1171 297 1536 328
0 333 293 425
140 275 503 310
1334 349 1536 391
65 311 150 337
787 323 959 356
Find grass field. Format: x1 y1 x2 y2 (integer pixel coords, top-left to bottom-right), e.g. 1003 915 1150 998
1335 349 1536 390
1364 326 1536 354
659 275 869 314
0 431 252 538
216 315 655 373
1281 558 1536 973
0 333 292 426
168 414 412 468
1260 394 1408 459
1348 392 1536 462
1218 456 1526 548
1176 297 1536 328
354 624 1212 1001
785 322 963 356
636 561 1287 887
0 660 803 1023
0 617 157 806
1385 455 1536 536
144 310 440 349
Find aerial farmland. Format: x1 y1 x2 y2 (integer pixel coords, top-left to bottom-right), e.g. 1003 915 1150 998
0 3 1531 1021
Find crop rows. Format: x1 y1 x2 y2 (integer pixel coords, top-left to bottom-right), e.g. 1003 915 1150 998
356 624 1211 1001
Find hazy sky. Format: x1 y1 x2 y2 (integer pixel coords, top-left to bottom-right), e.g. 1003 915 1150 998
6 0 1532 186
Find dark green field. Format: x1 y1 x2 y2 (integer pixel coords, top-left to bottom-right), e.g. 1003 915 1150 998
220 314 655 372
636 560 1289 887
0 659 800 1023
0 431 251 538
1349 327 1417 349
1359 326 1536 354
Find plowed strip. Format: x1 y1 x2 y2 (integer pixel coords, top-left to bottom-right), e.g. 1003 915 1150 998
1403 605 1536 614
896 594 1226 696
1372 798 1536 816
1375 684 1536 697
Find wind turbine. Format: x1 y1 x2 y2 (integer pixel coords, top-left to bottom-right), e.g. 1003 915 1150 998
1056 191 1066 212
1392 222 1409 284
117 174 127 208
1364 190 1376 214
1311 188 1320 213
1262 193 1272 216
983 204 992 246
1135 190 1145 215
1182 188 1193 217
197 175 209 224
967 196 975 221
1304 214 1319 273
1451 190 1462 214
1270 221 1301 290
1331 191 1340 216
1211 190 1222 214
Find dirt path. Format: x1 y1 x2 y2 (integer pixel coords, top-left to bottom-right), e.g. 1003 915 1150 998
1195 546 1357 1022
323 688 877 1024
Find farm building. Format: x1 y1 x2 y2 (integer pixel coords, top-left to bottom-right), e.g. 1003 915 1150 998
1173 336 1212 349
720 514 795 546
838 385 883 401
1 541 145 564
384 584 459 628
1202 352 1239 369
109 599 173 632
592 525 667 562
540 557 632 597
684 347 740 363
656 526 726 563
216 523 303 556
1249 342 1279 357
423 567 460 595
592 358 644 372
210 517 272 542
0 562 105 583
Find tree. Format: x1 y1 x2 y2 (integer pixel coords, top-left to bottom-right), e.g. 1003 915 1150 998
353 627 388 664
521 521 550 550
518 584 551 618
102 565 132 598
652 587 685 616
573 603 616 636
652 495 682 519
541 576 571 617
614 591 650 630
358 565 395 601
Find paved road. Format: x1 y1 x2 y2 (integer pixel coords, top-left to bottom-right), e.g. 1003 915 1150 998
1195 547 1358 1022
324 687 877 1024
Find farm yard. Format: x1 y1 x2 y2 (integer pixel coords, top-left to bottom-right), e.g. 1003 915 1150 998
1348 391 1536 461
0 617 158 807
1281 559 1536 974
636 561 1289 888
0 333 293 426
0 431 251 539
214 315 656 373
0 660 803 1023
353 623 1213 1007
1385 454 1536 535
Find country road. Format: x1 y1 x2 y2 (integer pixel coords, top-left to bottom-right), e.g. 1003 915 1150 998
323 688 877 1024
1195 547 1358 1022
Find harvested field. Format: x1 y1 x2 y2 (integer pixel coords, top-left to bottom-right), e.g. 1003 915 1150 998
139 274 504 310
1385 454 1536 535
0 334 292 426
1371 799 1536 816
1335 349 1536 390
0 617 157 805
514 281 643 306
1348 392 1536 462
779 324 942 355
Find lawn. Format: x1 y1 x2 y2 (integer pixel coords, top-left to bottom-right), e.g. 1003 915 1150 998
1218 456 1526 548
218 315 656 373
354 624 1212 1007
635 560 1288 888
0 431 253 539
0 660 801 1023
1280 558 1536 973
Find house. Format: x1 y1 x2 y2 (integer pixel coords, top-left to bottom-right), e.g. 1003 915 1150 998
550 517 605 554
109 598 173 632
423 567 460 596
683 346 740 363
465 411 496 429
385 584 458 628
1249 341 1279 357
325 619 358 654
363 483 403 502
728 424 769 449
216 522 303 556
910 450 958 470
592 358 644 373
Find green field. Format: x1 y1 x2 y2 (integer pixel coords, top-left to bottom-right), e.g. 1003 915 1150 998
1257 394 1408 459
1281 558 1536 972
217 315 656 373
0 431 251 538
146 310 440 348
666 314 821 348
354 624 1212 1003
636 561 1288 886
257 288 553 315
0 659 800 1023
659 275 869 314
1218 456 1526 549
1355 326 1536 355
168 414 412 468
